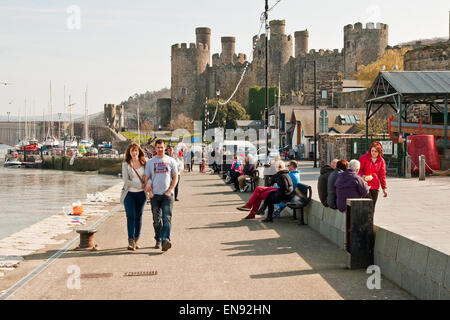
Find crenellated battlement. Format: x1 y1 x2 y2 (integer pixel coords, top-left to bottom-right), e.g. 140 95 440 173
171 42 210 53
306 48 342 57
344 22 388 34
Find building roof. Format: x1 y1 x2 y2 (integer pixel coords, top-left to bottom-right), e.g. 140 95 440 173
366 71 450 104
290 107 367 136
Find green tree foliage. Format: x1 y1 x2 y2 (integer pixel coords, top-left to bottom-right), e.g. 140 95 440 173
248 86 278 120
203 100 249 130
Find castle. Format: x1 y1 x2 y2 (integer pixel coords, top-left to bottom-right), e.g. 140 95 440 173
166 19 389 124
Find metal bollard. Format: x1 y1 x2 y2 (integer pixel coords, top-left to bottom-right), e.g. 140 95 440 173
75 229 99 251
419 155 426 181
345 198 374 269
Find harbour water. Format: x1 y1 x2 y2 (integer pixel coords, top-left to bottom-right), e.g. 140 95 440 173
0 166 120 240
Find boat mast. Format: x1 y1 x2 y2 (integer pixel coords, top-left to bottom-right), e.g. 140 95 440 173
49 80 54 138
69 95 74 137
84 85 89 140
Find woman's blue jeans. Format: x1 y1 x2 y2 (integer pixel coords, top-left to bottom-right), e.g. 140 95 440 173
150 194 173 242
123 191 146 239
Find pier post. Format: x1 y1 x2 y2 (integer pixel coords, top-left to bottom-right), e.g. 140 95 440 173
345 198 374 269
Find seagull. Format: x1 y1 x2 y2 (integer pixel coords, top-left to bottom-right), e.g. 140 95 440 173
0 81 14 86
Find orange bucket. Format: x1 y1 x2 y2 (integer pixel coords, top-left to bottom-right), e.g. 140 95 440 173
72 205 84 216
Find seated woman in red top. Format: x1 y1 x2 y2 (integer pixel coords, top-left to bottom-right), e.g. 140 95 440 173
358 141 388 208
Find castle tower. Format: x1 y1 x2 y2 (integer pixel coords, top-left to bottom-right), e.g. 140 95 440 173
171 28 211 120
294 30 309 57
196 27 211 49
269 20 293 92
344 22 388 79
221 37 236 65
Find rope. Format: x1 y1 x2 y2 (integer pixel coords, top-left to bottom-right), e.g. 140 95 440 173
207 1 283 122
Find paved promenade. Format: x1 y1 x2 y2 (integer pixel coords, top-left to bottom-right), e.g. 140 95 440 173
1 170 412 300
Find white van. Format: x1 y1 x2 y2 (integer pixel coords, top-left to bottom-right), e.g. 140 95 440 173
217 140 258 164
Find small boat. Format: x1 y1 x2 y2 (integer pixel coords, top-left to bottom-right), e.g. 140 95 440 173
80 138 93 148
4 158 22 168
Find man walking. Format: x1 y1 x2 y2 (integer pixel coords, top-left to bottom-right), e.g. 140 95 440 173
145 139 179 252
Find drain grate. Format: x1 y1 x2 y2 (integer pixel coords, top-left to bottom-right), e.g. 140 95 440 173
81 273 113 279
124 271 157 277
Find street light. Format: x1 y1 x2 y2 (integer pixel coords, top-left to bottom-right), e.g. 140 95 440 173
305 60 317 168
264 0 269 159
7 112 10 122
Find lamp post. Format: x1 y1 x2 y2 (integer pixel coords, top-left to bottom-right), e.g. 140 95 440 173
264 0 269 160
7 112 10 122
305 60 317 168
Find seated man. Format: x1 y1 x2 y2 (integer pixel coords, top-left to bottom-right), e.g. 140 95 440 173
272 160 301 217
327 159 348 210
335 159 370 213
317 159 338 207
235 155 257 192
261 162 294 223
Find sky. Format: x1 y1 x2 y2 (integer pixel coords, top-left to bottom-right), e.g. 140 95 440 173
0 0 448 117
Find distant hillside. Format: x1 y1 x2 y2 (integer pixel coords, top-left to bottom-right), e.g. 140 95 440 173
119 88 170 117
397 37 448 47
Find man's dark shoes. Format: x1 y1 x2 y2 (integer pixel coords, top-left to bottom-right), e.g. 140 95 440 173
162 239 172 252
255 207 266 215
262 218 273 223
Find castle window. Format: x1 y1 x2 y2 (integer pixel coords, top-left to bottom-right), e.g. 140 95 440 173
346 41 351 49
181 88 187 96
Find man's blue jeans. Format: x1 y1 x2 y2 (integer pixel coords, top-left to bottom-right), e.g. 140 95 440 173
123 191 146 239
150 194 173 242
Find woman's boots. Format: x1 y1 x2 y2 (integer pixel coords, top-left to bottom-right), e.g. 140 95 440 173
127 239 136 251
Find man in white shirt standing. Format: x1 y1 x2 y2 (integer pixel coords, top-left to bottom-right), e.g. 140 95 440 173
145 139 179 252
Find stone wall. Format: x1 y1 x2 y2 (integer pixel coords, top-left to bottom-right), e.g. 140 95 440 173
404 42 449 71
42 156 122 175
335 89 368 109
296 198 450 300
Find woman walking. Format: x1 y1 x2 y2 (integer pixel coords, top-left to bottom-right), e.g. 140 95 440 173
174 152 184 201
358 141 388 208
120 143 147 251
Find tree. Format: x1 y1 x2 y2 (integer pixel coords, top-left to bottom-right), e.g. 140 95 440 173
203 99 249 130
355 47 412 87
248 86 278 120
168 114 194 131
355 117 388 135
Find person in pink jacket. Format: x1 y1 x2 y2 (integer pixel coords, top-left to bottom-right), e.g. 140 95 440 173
358 141 388 208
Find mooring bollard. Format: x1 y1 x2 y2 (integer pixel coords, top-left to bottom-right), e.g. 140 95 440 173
419 155 426 181
405 155 412 178
345 198 374 269
75 229 99 251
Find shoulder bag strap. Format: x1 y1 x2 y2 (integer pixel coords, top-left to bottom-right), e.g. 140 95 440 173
130 164 145 185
